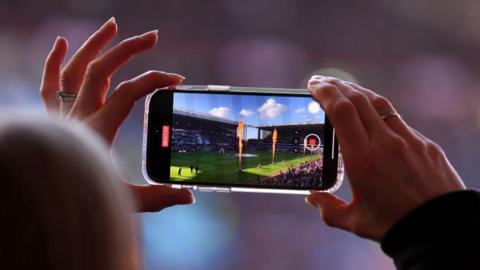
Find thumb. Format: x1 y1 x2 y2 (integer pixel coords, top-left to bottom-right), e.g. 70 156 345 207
306 192 351 230
129 183 195 212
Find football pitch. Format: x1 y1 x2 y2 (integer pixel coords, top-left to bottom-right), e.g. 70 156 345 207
170 151 320 184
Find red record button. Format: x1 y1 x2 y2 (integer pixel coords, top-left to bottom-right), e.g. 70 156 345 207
161 125 170 148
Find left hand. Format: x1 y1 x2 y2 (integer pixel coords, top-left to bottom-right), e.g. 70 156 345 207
39 17 195 212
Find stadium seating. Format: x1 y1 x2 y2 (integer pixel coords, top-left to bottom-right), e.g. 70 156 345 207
172 111 325 154
255 159 323 188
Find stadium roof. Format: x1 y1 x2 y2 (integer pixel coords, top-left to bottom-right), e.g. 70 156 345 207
174 108 239 126
256 122 324 128
174 108 324 129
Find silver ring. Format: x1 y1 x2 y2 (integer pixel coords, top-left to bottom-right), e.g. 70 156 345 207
380 112 400 121
56 91 77 102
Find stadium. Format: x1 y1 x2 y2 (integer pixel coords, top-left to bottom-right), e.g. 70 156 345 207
170 108 325 187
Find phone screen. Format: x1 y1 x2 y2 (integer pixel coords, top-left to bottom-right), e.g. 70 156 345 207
147 89 337 190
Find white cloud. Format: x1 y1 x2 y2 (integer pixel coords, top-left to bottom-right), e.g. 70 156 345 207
308 101 321 114
294 107 306 114
209 107 231 119
257 98 287 119
239 109 254 117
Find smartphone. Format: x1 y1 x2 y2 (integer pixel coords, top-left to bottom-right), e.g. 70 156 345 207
143 85 343 195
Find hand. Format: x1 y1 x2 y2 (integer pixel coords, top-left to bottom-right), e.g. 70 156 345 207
305 75 465 241
39 17 195 212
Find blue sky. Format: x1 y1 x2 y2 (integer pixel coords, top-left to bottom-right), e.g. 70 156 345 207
173 92 325 127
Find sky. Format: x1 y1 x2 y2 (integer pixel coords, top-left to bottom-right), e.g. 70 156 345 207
173 92 325 127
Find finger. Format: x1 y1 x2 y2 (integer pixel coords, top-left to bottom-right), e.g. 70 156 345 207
308 76 370 157
40 36 68 115
345 81 420 143
60 18 117 116
71 30 159 119
87 71 184 145
306 192 352 230
129 184 195 212
323 78 396 140
61 17 117 94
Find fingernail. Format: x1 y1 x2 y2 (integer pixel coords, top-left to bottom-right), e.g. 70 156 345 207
54 36 66 46
140 29 158 38
167 72 186 81
310 75 325 82
107 17 116 24
190 194 196 204
101 17 116 28
138 30 159 42
183 189 196 204
305 196 315 208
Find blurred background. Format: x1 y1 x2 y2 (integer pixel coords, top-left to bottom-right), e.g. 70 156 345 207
1 0 480 269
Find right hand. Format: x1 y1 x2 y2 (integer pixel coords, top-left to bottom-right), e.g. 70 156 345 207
305 75 465 241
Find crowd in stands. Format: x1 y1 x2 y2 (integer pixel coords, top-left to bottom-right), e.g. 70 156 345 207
171 113 324 156
171 113 237 153
171 128 236 152
172 128 316 154
257 159 323 187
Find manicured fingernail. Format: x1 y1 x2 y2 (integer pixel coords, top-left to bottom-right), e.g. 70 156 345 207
54 36 67 47
140 29 158 37
310 75 325 81
182 189 196 204
305 196 315 207
167 72 186 81
138 30 159 41
189 194 196 204
102 17 116 28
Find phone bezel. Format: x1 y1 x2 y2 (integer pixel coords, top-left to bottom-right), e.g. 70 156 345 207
143 85 341 193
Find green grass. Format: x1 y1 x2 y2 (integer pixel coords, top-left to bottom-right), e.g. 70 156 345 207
170 151 320 184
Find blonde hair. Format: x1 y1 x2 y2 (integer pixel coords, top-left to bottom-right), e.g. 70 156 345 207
0 117 141 270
